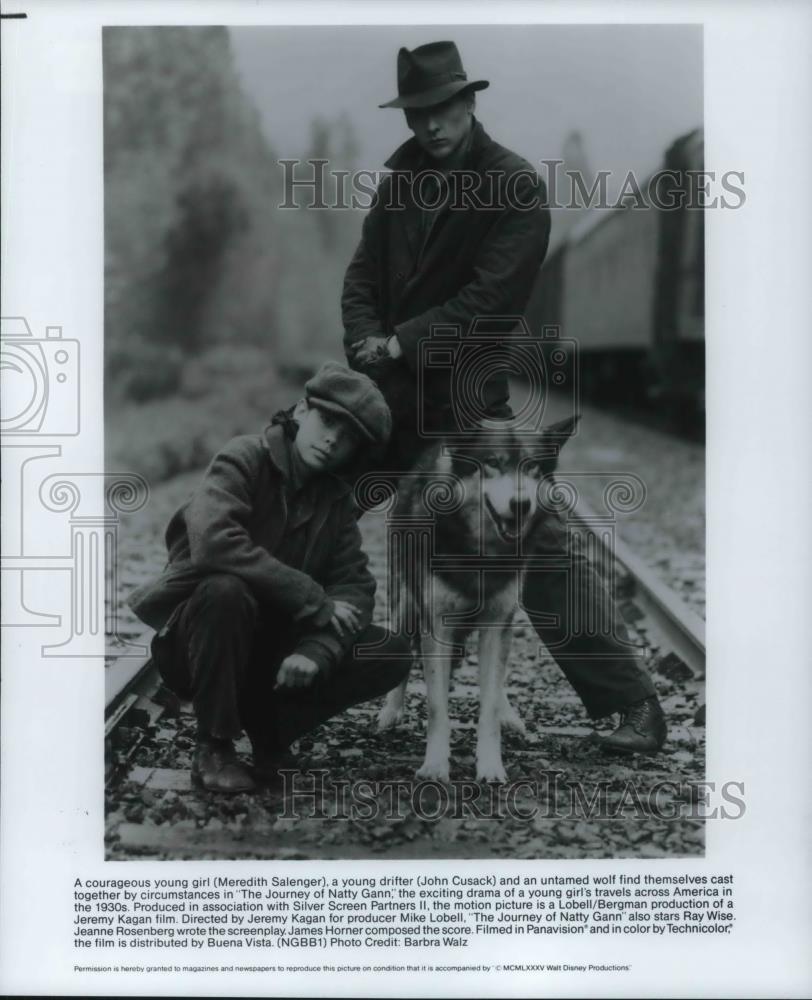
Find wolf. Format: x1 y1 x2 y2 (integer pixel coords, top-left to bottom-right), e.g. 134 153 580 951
376 415 580 783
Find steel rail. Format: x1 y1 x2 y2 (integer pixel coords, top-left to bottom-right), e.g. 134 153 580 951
105 629 159 716
105 633 165 786
572 499 706 678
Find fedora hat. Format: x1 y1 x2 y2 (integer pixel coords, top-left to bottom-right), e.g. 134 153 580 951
379 40 489 109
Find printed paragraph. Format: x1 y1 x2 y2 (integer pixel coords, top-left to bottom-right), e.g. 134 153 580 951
72 873 735 950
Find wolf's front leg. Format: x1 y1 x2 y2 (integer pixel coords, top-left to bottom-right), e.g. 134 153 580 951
498 640 527 736
498 692 528 736
377 679 406 730
379 583 418 731
476 626 513 782
416 633 452 783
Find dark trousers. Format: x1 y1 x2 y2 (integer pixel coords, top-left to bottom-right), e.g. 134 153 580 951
521 509 654 718
373 406 655 721
152 573 412 749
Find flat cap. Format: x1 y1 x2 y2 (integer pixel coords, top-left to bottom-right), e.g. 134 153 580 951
305 361 392 448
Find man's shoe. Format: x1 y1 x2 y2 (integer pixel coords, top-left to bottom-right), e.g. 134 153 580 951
192 740 255 794
600 695 667 754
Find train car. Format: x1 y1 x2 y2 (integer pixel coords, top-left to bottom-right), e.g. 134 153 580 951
652 128 705 416
526 127 705 435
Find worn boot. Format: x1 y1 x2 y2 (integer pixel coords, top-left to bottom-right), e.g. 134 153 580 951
191 737 255 794
600 695 667 754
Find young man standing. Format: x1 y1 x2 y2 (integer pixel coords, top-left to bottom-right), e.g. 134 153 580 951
342 41 666 754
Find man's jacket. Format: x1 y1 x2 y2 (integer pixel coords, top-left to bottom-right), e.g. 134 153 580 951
342 119 551 420
127 424 376 673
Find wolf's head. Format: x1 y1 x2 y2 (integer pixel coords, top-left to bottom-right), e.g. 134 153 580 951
442 415 580 547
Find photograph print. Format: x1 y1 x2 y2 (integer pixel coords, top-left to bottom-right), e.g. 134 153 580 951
103 23 712 861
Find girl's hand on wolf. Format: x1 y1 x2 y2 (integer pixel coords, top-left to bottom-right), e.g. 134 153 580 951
275 654 320 690
330 600 361 637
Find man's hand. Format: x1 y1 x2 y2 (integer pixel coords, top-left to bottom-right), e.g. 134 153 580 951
274 654 320 691
330 600 362 637
350 336 391 369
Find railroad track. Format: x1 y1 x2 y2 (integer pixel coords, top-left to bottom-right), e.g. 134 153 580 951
104 505 706 785
104 631 165 786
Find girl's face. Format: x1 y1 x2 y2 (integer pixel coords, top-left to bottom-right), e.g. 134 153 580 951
294 402 362 473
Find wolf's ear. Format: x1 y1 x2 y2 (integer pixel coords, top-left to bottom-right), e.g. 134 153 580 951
528 415 581 474
541 414 581 443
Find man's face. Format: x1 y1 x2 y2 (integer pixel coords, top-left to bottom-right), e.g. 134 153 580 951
294 402 362 473
404 93 474 161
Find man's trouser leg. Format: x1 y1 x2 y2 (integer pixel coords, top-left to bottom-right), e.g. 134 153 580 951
521 512 655 720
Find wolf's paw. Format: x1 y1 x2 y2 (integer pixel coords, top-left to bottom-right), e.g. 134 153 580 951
476 757 508 784
498 703 527 736
376 703 404 731
416 760 450 784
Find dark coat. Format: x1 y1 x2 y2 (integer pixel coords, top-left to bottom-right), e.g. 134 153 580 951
127 425 376 673
342 119 551 428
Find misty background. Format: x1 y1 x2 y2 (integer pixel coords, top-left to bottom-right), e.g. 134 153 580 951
104 25 702 480
231 25 701 195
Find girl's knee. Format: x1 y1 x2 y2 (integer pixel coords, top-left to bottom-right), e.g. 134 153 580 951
192 573 257 618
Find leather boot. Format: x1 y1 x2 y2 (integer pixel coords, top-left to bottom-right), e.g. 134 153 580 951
600 695 667 754
191 738 255 794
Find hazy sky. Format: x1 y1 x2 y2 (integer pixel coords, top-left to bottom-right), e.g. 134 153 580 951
230 24 702 182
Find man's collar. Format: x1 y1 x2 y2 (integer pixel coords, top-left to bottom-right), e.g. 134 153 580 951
384 117 489 172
